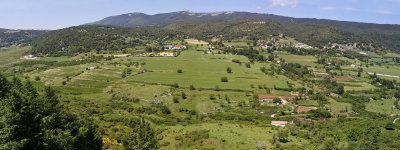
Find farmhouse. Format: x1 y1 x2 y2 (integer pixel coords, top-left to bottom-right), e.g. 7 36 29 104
295 43 313 49
296 106 318 113
86 66 96 70
271 121 288 127
258 95 294 103
164 45 187 50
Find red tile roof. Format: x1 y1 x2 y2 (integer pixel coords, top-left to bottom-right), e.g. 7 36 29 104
271 121 288 125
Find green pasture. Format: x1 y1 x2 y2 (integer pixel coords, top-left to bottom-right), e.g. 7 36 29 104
366 99 400 115
128 50 291 90
275 52 318 67
0 46 30 66
160 122 307 150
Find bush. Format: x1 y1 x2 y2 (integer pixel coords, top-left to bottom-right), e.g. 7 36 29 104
62 81 67 85
173 83 179 88
177 68 183 73
34 76 41 81
209 94 216 100
221 77 228 82
181 92 187 99
190 85 195 90
246 63 251 68
227 67 232 73
173 97 179 103
160 105 171 114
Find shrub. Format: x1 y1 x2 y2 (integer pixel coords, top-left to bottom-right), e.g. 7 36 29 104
190 85 195 90
226 67 232 73
181 92 187 99
246 63 251 68
173 83 179 88
34 76 41 81
221 77 228 82
177 68 183 73
209 94 216 100
173 97 179 103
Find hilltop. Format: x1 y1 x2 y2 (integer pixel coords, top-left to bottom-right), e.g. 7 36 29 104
88 11 400 51
0 28 47 47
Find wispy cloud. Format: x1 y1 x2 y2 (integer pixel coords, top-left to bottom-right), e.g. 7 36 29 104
377 10 392 14
343 7 356 11
270 0 299 8
320 7 337 11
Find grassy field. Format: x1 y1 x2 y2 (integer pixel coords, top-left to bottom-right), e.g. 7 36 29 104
363 65 400 77
274 52 318 67
185 39 208 45
223 41 249 47
0 46 30 66
7 36 400 149
326 98 352 115
128 50 292 90
160 122 307 150
366 99 400 115
339 81 377 91
297 100 319 107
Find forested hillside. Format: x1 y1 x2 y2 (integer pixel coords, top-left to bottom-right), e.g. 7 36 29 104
165 20 288 40
283 23 369 48
89 11 400 51
31 20 372 56
0 28 47 47
31 25 184 56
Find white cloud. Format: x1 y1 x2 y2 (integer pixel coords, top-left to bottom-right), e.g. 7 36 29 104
320 7 337 11
377 10 392 14
343 7 356 11
271 0 299 8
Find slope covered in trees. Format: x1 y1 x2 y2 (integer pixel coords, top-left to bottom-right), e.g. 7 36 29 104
30 25 184 56
0 29 47 47
31 20 371 56
89 11 400 51
165 20 288 41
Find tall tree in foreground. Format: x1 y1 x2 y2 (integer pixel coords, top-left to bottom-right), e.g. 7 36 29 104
121 117 160 150
0 74 102 150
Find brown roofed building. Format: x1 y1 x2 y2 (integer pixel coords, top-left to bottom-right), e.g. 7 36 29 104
271 121 288 127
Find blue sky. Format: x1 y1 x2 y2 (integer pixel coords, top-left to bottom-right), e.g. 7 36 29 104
1 0 399 29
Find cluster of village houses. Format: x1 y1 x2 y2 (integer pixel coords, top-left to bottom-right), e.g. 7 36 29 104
258 92 318 127
163 45 187 50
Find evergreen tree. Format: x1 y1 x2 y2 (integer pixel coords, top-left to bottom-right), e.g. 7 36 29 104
0 74 102 150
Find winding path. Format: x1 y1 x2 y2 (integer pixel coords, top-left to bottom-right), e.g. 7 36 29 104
394 118 400 124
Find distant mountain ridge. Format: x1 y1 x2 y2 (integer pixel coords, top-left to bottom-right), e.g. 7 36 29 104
89 11 399 29
89 11 400 51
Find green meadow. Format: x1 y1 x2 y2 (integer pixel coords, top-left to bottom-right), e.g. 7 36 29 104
0 46 30 66
366 99 400 115
128 50 292 90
